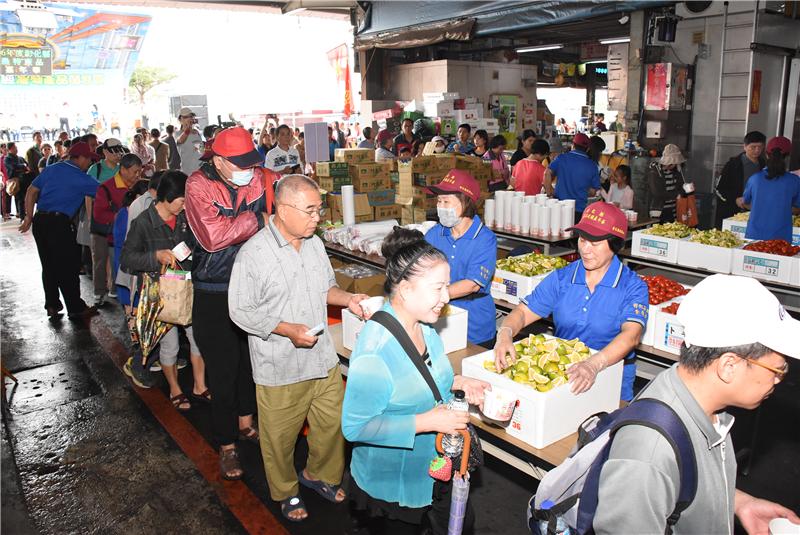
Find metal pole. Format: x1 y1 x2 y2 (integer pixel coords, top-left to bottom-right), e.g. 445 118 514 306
711 2 729 179
743 0 759 133
776 55 789 135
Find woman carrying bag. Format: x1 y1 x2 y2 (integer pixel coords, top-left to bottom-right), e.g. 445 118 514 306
120 170 209 409
342 228 490 535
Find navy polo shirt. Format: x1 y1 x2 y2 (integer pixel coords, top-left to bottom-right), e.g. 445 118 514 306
522 256 649 401
549 149 601 214
742 170 800 242
426 216 497 344
32 160 99 217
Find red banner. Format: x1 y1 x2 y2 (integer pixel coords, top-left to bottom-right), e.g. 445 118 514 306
750 70 761 114
327 44 353 118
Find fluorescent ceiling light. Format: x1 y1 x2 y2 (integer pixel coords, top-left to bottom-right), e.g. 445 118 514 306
600 37 630 44
516 44 563 53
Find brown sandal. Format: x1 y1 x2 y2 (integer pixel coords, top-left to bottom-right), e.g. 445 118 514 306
238 426 259 444
170 393 191 412
219 447 243 480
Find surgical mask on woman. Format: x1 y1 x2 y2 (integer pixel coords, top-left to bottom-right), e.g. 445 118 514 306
437 206 461 227
434 143 445 154
230 168 254 186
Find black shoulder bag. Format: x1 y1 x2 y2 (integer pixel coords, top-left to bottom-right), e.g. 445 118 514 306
371 311 483 472
90 182 118 237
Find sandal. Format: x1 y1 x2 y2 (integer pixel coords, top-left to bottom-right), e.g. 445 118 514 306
280 495 308 522
191 389 212 403
170 393 191 412
219 447 243 480
298 469 346 503
238 426 259 444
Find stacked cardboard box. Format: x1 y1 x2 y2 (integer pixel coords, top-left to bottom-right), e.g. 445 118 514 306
334 148 374 164
326 192 373 223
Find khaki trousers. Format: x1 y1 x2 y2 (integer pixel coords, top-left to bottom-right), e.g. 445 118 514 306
256 365 346 501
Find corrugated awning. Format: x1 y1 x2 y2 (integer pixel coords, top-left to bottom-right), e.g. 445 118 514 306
356 0 671 49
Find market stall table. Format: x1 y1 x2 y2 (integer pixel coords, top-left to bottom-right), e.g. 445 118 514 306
330 322 577 476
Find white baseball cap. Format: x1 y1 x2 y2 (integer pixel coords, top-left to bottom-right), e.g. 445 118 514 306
178 107 196 118
677 274 800 359
431 136 446 144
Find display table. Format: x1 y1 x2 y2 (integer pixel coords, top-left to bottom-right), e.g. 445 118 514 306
330 322 577 474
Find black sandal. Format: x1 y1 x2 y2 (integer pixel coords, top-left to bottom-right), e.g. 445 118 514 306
219 447 243 480
170 393 191 412
280 495 308 522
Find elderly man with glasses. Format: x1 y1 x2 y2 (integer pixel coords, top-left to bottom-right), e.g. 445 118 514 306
593 274 800 535
229 174 371 523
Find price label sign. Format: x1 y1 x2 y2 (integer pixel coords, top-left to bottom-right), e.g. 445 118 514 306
742 255 780 277
641 238 669 257
664 322 685 350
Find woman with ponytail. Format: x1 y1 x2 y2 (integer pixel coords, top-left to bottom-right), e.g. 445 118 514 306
737 136 800 242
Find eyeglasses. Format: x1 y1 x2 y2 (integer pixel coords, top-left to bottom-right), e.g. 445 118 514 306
282 204 326 219
738 355 789 383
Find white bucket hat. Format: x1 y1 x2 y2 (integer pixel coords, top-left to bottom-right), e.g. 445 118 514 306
660 144 686 166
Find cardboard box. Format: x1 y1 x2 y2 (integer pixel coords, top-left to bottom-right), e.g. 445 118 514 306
334 148 374 164
432 154 485 172
365 189 396 207
343 300 468 353
334 264 385 296
677 239 733 274
374 204 402 221
350 162 391 180
400 156 439 174
631 230 681 264
653 310 685 356
472 164 493 182
318 176 352 192
327 192 372 223
316 161 350 178
400 205 428 225
352 175 392 193
461 340 623 449
731 246 798 285
424 100 455 118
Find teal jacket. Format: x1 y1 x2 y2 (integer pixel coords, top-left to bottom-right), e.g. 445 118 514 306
341 303 455 508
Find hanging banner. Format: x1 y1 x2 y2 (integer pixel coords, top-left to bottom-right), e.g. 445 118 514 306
750 70 761 114
327 44 353 118
644 63 668 111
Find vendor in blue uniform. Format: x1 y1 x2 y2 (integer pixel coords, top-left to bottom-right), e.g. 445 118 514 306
424 169 498 346
493 202 648 401
737 136 800 242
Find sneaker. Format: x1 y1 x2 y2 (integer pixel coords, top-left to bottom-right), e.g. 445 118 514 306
124 357 157 388
94 294 106 307
108 289 118 299
177 358 188 370
149 360 162 372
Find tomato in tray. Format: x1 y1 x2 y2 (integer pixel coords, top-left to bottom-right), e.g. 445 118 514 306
661 302 681 315
742 240 800 257
641 275 690 305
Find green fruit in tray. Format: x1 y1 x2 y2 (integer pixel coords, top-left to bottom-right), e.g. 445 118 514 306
496 253 569 277
688 229 743 248
488 335 591 393
731 212 750 222
643 222 695 239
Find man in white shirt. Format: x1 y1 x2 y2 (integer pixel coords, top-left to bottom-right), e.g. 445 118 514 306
265 125 301 175
175 107 203 174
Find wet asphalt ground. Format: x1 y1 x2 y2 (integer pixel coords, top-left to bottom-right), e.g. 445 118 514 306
2 218 798 534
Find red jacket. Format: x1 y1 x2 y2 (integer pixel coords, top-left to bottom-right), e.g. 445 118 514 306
185 163 278 290
93 174 129 243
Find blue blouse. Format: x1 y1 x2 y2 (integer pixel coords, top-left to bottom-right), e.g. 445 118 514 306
341 303 455 508
742 170 800 242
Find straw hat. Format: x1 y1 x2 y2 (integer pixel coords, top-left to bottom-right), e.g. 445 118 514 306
660 144 686 166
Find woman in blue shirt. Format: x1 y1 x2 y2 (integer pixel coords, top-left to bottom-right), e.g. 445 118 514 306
342 228 490 534
424 169 498 347
493 202 649 401
738 136 800 242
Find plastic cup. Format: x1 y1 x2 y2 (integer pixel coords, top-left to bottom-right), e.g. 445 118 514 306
360 296 385 316
481 387 518 422
769 518 800 535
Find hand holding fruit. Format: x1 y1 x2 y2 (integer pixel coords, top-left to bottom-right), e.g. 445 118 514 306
567 352 607 394
417 404 470 435
493 327 517 372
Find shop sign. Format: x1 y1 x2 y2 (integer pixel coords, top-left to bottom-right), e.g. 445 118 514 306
0 46 52 76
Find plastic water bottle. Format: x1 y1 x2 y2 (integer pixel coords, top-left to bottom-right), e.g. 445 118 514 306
441 390 468 457
538 500 570 535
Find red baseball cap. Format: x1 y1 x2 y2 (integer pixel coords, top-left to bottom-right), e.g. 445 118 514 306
206 127 262 168
568 201 628 240
766 136 792 156
572 133 590 149
68 142 100 161
376 129 394 144
425 169 479 202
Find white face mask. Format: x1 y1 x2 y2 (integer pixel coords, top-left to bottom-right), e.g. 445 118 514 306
230 168 254 186
437 206 461 228
434 144 445 154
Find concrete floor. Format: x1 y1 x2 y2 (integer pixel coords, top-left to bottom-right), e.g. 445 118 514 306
2 219 798 535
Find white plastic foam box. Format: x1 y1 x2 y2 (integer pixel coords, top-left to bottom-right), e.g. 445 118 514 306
653 310 685 356
731 245 798 285
461 343 623 449
721 218 748 240
677 239 733 274
342 303 468 354
490 267 549 305
794 228 800 247
643 301 674 347
631 230 680 264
